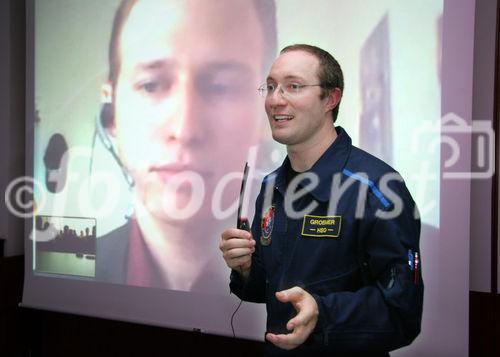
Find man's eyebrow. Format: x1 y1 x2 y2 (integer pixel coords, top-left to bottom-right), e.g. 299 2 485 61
133 60 253 76
134 59 177 72
266 74 307 82
284 74 306 81
204 62 253 74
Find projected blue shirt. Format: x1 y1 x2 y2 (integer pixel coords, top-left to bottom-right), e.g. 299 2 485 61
230 127 423 356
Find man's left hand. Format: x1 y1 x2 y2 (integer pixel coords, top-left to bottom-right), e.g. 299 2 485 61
265 286 319 350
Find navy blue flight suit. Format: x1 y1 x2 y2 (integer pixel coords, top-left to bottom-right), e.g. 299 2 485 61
230 127 423 356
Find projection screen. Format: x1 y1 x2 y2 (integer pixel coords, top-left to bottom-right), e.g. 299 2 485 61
20 0 476 355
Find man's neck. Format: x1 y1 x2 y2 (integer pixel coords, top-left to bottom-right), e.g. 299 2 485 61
287 124 337 172
133 200 223 291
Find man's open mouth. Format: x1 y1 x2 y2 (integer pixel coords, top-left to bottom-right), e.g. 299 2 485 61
273 114 294 122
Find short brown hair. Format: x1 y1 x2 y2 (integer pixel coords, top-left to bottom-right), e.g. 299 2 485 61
107 0 277 88
280 44 344 122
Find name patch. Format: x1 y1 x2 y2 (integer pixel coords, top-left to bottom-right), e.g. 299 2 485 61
301 215 342 238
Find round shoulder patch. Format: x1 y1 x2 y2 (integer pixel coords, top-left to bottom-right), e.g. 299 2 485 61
261 205 275 246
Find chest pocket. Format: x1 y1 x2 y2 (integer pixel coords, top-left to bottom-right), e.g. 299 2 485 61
284 205 359 286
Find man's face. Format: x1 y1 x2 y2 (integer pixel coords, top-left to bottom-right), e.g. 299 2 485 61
265 50 333 148
112 0 265 222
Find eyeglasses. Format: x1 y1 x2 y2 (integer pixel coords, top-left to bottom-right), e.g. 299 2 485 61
257 82 323 97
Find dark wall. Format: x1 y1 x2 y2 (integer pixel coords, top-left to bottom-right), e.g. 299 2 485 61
0 256 265 357
0 0 26 257
469 291 500 356
0 256 24 356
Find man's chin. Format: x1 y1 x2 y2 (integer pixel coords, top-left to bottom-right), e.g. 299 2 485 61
145 199 214 225
272 133 293 145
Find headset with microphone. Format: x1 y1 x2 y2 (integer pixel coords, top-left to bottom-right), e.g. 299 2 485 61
90 101 135 188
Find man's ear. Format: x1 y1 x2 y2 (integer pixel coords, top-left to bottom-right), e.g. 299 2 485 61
324 88 342 113
101 82 113 104
100 83 116 136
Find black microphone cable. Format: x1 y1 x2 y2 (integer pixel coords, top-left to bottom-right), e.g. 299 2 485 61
230 297 244 338
89 112 135 189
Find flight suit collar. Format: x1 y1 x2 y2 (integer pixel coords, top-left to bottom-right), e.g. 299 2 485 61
273 126 352 202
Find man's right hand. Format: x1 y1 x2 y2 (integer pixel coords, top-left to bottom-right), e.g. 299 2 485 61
219 228 255 279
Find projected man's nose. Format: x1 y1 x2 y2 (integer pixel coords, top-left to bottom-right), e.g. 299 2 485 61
165 83 205 145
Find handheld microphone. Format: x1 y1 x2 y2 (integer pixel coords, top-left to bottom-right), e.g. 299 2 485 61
231 162 251 338
237 163 250 232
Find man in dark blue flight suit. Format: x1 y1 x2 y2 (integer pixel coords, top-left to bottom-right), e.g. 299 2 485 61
220 44 423 356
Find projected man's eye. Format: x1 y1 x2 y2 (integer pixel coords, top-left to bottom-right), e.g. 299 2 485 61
198 71 250 98
208 81 235 95
135 77 172 97
141 81 162 93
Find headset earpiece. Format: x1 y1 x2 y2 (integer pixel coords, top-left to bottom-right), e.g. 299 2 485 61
94 101 134 187
100 102 115 129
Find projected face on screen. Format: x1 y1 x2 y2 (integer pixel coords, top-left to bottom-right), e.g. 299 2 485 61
94 0 273 291
109 0 264 221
